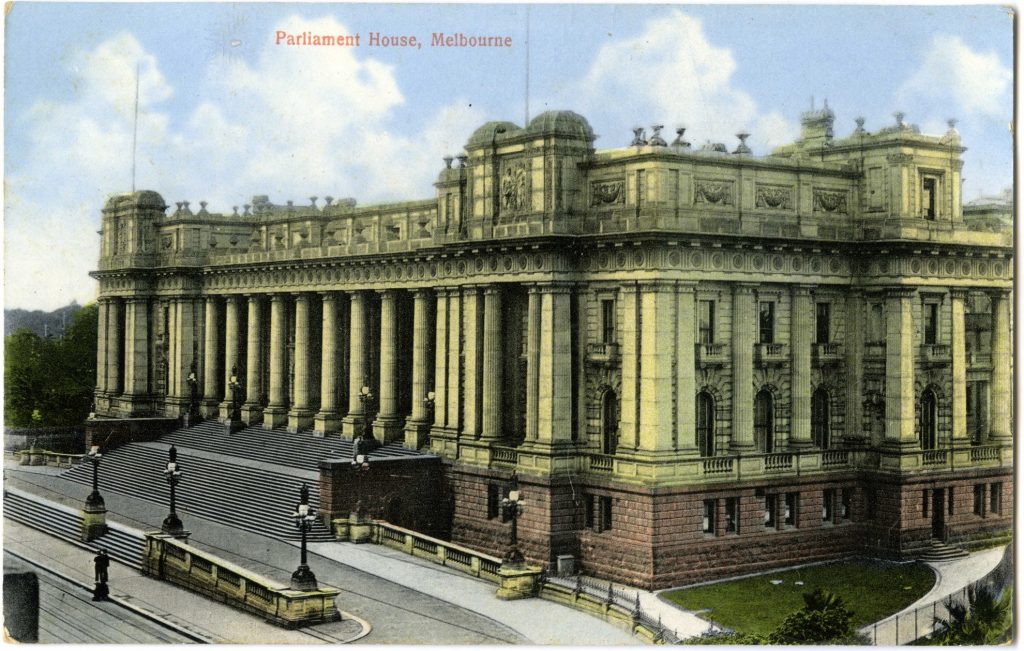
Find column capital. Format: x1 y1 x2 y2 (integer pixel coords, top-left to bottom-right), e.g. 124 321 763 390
125 296 151 305
950 287 971 300
732 283 759 295
534 281 574 295
269 293 288 304
376 288 402 298
482 284 503 296
413 287 434 299
637 280 677 293
986 287 1011 300
675 281 698 293
318 290 339 302
792 284 817 296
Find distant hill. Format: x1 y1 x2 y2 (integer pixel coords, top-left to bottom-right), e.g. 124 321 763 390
5 303 84 338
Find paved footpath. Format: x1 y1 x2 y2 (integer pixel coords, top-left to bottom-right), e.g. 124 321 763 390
4 463 636 644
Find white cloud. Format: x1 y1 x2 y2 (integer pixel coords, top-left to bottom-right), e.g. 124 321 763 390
6 19 483 309
554 9 798 153
896 35 1011 121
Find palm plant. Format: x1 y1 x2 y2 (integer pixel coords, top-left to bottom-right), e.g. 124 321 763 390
930 586 1012 645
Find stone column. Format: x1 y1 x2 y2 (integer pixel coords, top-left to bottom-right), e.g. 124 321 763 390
95 300 109 395
169 299 197 413
342 291 368 437
241 295 264 423
288 293 314 432
405 288 434 449
884 288 916 446
461 287 483 438
730 285 756 451
263 294 289 429
638 282 675 453
374 290 404 443
790 285 814 448
677 283 698 456
989 289 1011 441
535 284 572 446
202 297 221 415
106 299 124 396
220 296 242 419
432 290 450 430
314 293 342 435
844 291 865 443
446 289 462 432
123 298 150 401
481 285 504 441
525 286 541 442
950 289 969 443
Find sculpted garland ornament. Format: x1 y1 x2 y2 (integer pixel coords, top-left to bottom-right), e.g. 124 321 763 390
814 190 849 214
695 181 733 206
755 186 792 210
591 181 624 205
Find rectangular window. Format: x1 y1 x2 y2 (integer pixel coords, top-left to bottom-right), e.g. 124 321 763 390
764 494 777 528
841 489 852 521
822 489 834 523
487 484 501 519
784 493 798 527
601 299 616 344
698 300 715 345
703 499 716 535
816 303 831 344
725 497 738 534
584 495 595 529
922 177 937 220
759 301 775 344
924 303 939 345
600 496 613 531
923 489 930 517
990 483 1002 515
974 485 985 516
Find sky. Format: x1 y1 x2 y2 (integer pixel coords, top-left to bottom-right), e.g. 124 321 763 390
4 3 1014 311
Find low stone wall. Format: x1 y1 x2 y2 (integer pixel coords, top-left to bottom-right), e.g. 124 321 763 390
13 448 83 468
141 533 340 628
85 418 179 452
4 426 84 453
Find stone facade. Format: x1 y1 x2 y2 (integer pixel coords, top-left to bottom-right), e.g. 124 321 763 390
92 107 1013 588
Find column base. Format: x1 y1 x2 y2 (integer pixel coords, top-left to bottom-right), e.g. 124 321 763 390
429 428 460 457
200 400 220 419
403 420 431 450
788 440 814 451
341 413 368 438
263 406 288 430
729 441 756 454
313 411 342 437
81 506 108 542
373 417 405 444
222 418 246 433
287 409 315 433
240 403 264 425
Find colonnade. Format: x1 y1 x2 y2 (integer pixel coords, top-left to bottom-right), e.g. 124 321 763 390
95 284 1012 452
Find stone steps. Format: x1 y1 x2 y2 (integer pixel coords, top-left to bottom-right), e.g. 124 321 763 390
918 539 970 562
60 438 335 542
4 488 145 569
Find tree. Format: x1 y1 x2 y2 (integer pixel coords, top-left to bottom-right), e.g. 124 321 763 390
768 589 855 645
930 586 1011 645
3 303 98 427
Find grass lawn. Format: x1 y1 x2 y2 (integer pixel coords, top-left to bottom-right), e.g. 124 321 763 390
662 559 935 637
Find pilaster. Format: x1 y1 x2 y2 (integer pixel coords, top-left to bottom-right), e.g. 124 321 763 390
405 289 435 449
95 300 109 395
619 283 640 449
950 289 969 443
790 285 813 448
524 286 541 442
462 286 483 438
637 281 676 455
106 299 124 396
123 298 150 407
730 284 756 451
532 283 573 448
676 283 698 456
844 291 865 444
884 287 917 447
989 289 1011 441
481 285 504 441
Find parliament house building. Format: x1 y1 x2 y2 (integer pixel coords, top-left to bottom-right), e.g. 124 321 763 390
91 107 1013 588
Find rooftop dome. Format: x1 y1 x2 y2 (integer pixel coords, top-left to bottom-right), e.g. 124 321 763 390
104 190 167 211
527 110 595 141
466 121 522 148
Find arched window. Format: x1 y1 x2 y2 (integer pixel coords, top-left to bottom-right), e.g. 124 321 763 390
696 392 715 457
812 388 831 449
920 389 938 450
601 390 618 454
754 389 774 453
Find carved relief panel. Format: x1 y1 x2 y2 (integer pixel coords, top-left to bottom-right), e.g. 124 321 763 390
813 188 849 214
694 179 735 206
590 179 625 206
755 184 793 210
499 160 531 217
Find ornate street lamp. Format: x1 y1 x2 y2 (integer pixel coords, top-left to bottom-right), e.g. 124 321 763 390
161 445 185 535
359 385 376 442
423 391 436 419
501 474 525 566
290 484 319 590
228 366 243 422
85 445 104 509
186 363 200 425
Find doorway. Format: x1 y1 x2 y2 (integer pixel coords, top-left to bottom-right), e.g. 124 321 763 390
931 488 946 540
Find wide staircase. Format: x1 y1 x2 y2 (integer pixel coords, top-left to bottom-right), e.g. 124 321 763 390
62 420 426 542
4 488 145 569
918 539 970 562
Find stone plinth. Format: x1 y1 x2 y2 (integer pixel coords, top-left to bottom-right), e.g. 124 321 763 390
495 564 542 600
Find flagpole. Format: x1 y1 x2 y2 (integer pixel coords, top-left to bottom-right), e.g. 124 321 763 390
132 63 140 192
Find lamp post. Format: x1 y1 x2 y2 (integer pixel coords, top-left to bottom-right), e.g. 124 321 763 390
228 366 242 422
290 484 319 590
186 363 199 425
501 474 525 566
359 385 376 443
161 445 185 536
85 445 104 509
423 391 436 421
